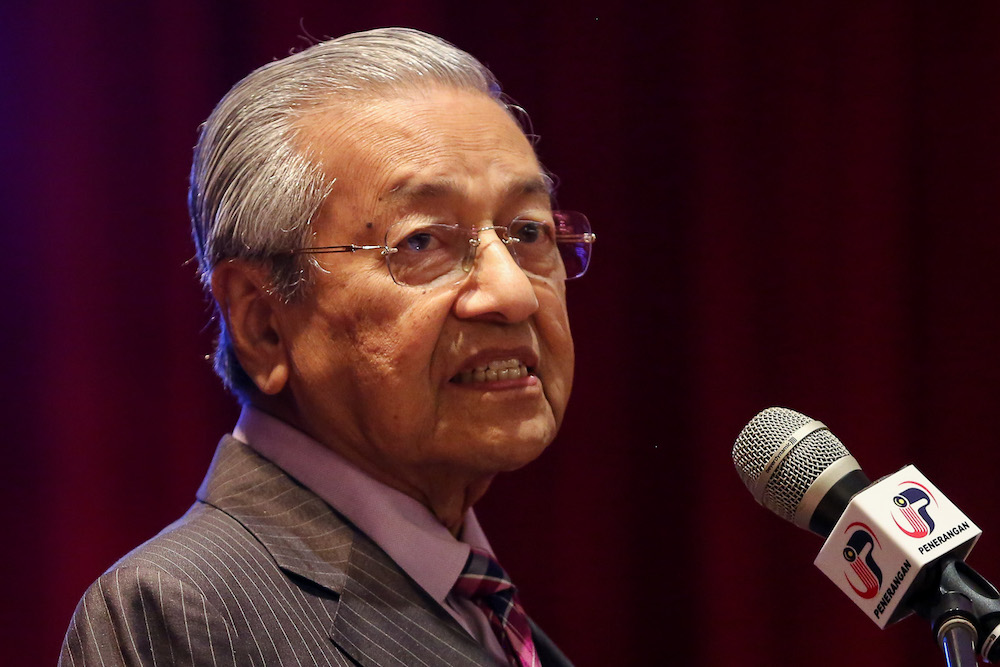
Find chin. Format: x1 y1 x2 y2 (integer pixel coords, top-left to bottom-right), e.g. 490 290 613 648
482 427 556 473
434 412 558 473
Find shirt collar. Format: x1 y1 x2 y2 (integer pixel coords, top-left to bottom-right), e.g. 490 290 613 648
232 406 495 605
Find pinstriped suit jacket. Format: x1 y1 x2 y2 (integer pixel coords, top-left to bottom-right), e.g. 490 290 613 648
60 436 573 666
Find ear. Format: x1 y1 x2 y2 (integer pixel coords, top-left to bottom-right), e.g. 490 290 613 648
210 261 290 396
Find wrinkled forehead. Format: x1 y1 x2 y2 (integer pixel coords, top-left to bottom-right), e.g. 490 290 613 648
296 87 550 233
298 86 537 161
382 172 553 211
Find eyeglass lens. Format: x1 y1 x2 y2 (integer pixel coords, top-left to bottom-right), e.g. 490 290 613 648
384 211 593 286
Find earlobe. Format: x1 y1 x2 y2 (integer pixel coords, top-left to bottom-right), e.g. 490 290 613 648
210 261 291 396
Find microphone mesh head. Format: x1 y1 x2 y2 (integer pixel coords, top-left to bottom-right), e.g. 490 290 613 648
732 407 852 524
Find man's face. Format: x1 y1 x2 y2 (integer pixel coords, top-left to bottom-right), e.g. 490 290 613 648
269 87 574 503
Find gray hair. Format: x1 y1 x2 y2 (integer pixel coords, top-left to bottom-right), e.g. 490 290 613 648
189 27 505 400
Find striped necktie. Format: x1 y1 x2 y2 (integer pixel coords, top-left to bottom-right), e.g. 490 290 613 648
453 548 539 667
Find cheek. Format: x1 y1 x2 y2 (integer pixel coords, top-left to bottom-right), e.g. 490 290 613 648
287 295 450 445
343 301 458 447
324 291 450 390
536 289 575 419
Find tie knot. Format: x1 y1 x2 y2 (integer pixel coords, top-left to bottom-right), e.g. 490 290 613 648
453 547 515 600
451 547 539 667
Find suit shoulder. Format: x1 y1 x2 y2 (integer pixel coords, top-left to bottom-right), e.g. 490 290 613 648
60 554 239 666
61 502 348 665
108 501 268 584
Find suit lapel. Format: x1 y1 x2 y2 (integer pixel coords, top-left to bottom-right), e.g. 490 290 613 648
330 535 494 667
530 619 575 667
197 437 493 667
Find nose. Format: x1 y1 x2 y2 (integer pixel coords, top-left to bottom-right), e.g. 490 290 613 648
453 230 539 322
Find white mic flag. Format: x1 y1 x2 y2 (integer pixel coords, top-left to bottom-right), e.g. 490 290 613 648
733 407 981 628
814 463 979 627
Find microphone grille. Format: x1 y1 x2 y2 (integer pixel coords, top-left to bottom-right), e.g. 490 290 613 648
733 407 852 523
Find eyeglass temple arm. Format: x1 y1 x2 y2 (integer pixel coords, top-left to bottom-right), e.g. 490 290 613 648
556 232 597 244
289 244 385 255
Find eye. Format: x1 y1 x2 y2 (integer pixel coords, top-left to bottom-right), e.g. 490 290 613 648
392 224 455 254
404 231 436 252
511 219 554 245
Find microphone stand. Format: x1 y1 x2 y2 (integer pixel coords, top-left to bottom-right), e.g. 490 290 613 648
911 559 1000 667
927 591 979 667
939 619 978 667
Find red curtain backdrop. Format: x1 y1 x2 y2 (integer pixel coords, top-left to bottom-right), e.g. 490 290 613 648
5 2 1000 665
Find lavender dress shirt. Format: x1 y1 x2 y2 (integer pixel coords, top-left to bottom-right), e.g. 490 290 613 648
233 407 508 665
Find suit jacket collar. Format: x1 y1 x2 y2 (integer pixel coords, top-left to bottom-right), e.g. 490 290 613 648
196 436 496 667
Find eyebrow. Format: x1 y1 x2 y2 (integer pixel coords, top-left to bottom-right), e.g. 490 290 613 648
385 173 554 203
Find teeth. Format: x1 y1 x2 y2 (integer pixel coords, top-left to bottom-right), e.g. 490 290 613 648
456 358 530 384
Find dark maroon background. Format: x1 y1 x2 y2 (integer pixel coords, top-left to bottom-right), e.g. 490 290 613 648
5 2 1000 665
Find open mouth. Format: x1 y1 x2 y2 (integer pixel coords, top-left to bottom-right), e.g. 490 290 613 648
452 358 533 384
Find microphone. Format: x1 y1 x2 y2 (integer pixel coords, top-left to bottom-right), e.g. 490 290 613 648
732 407 1000 659
731 406 871 538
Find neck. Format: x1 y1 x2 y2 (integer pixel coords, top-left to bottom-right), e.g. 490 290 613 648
334 450 496 536
410 474 495 536
248 395 494 536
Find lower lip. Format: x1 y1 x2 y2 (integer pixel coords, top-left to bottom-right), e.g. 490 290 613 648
450 374 540 391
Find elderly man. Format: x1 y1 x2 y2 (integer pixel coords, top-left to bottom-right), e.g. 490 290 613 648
60 27 593 666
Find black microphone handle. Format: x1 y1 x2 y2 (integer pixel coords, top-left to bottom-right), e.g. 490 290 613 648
807 468 871 537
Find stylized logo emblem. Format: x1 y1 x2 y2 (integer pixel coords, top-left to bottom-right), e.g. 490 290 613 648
891 481 937 538
842 522 883 599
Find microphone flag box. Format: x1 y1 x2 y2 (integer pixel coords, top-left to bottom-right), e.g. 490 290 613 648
813 465 980 628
